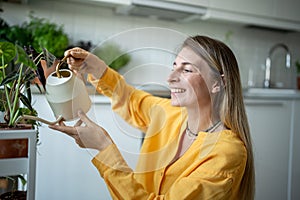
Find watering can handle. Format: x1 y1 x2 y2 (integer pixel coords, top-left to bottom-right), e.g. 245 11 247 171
55 55 70 78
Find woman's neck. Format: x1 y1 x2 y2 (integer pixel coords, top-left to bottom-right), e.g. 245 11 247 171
186 105 213 134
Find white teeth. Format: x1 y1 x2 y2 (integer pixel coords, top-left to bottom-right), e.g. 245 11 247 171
171 88 186 93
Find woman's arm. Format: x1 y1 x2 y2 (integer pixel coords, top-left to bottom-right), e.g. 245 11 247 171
89 67 170 132
93 144 235 200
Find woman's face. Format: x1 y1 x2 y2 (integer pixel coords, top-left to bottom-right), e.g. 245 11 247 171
167 47 213 108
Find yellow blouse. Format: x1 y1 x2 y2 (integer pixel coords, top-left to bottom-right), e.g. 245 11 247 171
89 68 247 200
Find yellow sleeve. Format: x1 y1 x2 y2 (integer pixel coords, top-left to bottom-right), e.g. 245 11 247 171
92 145 234 200
88 68 170 132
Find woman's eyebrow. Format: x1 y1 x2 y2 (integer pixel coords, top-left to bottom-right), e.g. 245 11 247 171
173 61 193 66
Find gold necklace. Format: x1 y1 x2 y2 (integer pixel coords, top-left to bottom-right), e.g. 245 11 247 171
186 120 221 138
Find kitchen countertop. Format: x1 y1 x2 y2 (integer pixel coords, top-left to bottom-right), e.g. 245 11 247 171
31 85 300 104
31 84 171 104
243 88 300 100
89 84 171 104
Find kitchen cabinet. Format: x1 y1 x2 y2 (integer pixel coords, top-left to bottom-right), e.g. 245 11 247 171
291 100 300 200
245 97 300 200
245 99 291 200
209 0 274 18
273 0 300 22
41 0 300 30
32 94 141 200
208 0 300 31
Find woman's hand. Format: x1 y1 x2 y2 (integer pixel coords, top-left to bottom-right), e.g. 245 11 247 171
64 47 108 80
49 110 113 151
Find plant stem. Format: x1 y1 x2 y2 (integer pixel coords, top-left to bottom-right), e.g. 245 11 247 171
33 52 44 64
9 63 23 126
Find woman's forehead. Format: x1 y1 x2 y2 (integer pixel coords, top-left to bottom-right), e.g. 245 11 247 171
176 47 208 69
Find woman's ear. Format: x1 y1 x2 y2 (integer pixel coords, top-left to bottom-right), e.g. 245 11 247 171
211 81 221 94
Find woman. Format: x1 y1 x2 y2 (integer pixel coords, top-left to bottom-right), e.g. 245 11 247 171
49 35 255 199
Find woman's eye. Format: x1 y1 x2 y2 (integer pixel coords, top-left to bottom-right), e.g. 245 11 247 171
183 69 193 73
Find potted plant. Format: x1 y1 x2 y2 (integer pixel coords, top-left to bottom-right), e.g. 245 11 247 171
296 60 300 90
1 13 69 59
1 14 69 82
0 41 50 199
0 41 44 128
0 175 27 199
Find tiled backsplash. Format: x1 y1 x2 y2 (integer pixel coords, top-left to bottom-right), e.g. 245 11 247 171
2 0 300 89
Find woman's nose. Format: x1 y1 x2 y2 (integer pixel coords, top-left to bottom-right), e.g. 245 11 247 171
167 70 179 83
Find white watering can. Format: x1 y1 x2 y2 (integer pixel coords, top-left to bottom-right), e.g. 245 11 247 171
45 69 91 121
18 57 91 125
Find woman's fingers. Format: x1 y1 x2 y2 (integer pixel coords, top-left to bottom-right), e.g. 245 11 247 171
64 47 89 72
70 47 89 59
58 120 66 126
77 110 93 126
74 119 83 127
49 124 78 137
64 47 88 59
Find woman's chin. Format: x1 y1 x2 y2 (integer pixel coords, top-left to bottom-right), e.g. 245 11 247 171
170 100 181 107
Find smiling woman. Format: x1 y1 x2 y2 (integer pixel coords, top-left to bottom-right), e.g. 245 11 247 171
168 47 215 109
49 35 255 200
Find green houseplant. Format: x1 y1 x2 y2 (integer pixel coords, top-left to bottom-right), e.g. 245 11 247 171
1 14 69 59
0 41 50 199
93 42 131 71
0 41 43 128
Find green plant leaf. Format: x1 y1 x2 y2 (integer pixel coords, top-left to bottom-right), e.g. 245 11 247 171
0 70 18 86
16 175 27 187
110 54 130 71
93 43 130 71
42 48 57 68
24 71 36 82
0 41 16 64
26 16 69 58
15 45 37 70
25 81 32 105
20 92 33 111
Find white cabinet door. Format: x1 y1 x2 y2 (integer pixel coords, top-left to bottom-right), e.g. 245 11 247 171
209 0 274 18
291 100 300 200
33 95 112 200
245 99 292 200
273 0 300 22
208 0 300 31
91 99 143 169
33 94 142 200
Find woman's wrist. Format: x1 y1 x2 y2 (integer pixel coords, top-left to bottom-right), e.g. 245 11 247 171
96 128 113 151
91 66 108 80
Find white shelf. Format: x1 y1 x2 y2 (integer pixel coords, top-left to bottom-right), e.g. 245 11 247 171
0 129 37 200
0 158 29 176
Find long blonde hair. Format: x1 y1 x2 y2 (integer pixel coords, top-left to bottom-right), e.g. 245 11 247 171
183 35 255 200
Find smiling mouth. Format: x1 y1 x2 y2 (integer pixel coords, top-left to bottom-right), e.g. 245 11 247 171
171 88 186 93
